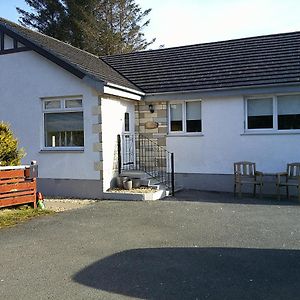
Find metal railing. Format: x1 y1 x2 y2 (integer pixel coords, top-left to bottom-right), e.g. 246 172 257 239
117 134 175 195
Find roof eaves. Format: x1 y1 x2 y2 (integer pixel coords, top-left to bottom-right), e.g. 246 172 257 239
1 21 146 96
143 82 300 100
82 75 105 93
100 57 144 93
105 81 145 96
0 23 86 80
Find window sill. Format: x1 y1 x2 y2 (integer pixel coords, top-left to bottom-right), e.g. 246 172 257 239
167 133 204 137
40 148 84 153
241 130 300 136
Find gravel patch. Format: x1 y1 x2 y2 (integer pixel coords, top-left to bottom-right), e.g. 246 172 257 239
107 187 157 194
44 198 97 212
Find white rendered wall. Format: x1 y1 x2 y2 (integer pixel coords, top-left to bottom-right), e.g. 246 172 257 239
0 51 100 180
167 96 300 175
101 96 135 190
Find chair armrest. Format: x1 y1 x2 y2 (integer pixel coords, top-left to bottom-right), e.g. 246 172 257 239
234 171 241 177
276 172 288 184
276 172 288 176
255 171 263 183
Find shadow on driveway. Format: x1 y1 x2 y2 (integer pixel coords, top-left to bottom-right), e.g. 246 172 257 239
167 189 300 206
73 247 300 299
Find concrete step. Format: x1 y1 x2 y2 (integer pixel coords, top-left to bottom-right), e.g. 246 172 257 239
120 170 149 180
120 171 162 188
140 179 151 186
103 188 167 201
120 170 182 193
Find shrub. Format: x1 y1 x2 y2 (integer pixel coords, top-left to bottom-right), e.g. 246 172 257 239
0 122 25 166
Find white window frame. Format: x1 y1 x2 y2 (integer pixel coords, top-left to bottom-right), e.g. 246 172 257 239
42 97 84 150
245 93 300 133
168 100 202 134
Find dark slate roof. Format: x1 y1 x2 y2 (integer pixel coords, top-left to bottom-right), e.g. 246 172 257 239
102 32 300 94
2 16 300 95
0 17 140 92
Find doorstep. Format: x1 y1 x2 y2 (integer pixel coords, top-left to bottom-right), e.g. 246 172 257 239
103 189 168 201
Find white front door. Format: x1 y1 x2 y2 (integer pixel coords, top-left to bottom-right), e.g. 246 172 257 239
122 111 135 169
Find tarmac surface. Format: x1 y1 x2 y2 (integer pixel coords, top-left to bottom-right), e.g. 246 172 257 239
1 190 300 299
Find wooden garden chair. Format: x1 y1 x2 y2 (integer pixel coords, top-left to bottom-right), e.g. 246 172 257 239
276 163 300 201
234 161 263 198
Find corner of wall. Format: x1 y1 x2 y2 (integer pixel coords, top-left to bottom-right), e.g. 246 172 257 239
92 96 104 192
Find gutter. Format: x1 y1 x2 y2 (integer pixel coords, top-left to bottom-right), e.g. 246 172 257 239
144 82 300 101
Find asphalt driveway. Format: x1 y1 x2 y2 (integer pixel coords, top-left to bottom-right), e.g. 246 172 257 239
1 191 300 299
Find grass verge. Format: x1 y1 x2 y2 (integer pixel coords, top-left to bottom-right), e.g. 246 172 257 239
0 207 54 229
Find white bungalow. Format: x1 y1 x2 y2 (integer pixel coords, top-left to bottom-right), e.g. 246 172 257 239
1 17 300 198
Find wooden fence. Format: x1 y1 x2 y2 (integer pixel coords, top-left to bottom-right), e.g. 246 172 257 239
0 165 37 209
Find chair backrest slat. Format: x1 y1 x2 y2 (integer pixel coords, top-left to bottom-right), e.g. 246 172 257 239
234 161 255 177
243 164 247 175
287 163 300 178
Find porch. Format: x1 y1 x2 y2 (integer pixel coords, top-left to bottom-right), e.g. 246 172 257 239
105 133 175 200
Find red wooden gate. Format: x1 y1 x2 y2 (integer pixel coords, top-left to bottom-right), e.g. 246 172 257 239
0 166 37 208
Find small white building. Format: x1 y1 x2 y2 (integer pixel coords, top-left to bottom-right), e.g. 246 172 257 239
1 17 300 198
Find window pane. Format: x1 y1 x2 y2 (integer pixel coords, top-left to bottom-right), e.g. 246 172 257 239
44 112 84 147
124 112 130 132
186 101 201 119
44 100 61 109
278 95 300 130
247 98 273 116
65 99 82 108
170 104 183 131
247 98 273 129
186 101 201 132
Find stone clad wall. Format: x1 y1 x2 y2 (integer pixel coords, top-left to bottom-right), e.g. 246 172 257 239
92 96 104 190
135 101 168 146
135 101 168 171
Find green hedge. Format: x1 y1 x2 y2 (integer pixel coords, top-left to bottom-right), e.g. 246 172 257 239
0 122 25 166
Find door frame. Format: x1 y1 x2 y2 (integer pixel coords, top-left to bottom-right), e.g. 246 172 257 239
121 111 136 170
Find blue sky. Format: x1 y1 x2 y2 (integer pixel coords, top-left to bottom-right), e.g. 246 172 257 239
1 0 300 49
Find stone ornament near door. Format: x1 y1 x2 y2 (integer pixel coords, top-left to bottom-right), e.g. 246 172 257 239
145 121 159 129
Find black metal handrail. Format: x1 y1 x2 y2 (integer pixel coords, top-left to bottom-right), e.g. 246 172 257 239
117 134 175 195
